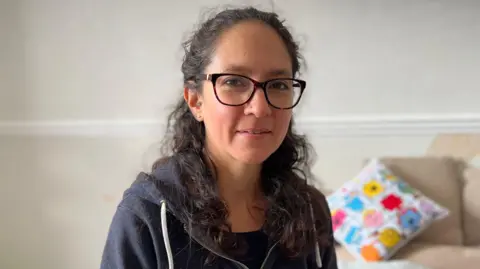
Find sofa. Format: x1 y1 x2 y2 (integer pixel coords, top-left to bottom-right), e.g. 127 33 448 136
334 157 480 269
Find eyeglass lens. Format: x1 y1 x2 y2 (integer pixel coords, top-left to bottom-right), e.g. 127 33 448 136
214 75 302 108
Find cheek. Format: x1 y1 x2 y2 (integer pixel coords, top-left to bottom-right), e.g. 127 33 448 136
201 88 228 131
275 111 292 135
203 101 240 136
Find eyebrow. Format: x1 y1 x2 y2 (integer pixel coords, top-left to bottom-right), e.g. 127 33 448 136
222 65 292 77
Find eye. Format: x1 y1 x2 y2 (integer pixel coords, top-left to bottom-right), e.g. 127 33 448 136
225 78 243 86
219 76 249 88
268 80 291 90
271 82 288 89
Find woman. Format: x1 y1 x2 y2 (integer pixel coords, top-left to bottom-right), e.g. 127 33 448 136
101 6 338 269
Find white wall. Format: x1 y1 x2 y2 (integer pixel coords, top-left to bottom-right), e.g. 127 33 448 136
1 1 480 268
1 0 480 122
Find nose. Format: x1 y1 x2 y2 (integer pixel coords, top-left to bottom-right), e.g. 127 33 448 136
244 88 272 118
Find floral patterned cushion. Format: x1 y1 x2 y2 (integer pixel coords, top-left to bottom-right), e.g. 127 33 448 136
326 159 450 261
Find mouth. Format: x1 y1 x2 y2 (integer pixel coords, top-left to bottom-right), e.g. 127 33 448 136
237 129 272 135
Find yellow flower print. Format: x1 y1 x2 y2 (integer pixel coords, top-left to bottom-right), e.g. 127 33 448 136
379 169 398 181
363 180 384 198
378 228 401 248
385 174 397 181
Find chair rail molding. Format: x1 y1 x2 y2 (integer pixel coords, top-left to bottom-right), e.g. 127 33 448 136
1 114 479 137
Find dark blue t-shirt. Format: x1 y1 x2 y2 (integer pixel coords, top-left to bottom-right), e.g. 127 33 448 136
234 230 269 269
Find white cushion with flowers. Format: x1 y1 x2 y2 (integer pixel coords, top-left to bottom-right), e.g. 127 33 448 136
327 159 449 262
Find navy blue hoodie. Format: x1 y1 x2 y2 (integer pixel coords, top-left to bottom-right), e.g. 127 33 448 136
100 159 338 269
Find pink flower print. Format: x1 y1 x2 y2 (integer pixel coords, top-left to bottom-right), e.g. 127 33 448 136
363 209 384 228
332 210 347 231
419 199 436 217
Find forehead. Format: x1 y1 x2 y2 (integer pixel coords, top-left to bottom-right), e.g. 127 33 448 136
206 20 293 78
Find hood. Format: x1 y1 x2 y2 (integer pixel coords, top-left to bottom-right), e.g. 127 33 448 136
127 158 182 204
126 158 237 259
126 158 191 220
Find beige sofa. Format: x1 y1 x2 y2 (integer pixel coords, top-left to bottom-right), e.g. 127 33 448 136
334 157 480 269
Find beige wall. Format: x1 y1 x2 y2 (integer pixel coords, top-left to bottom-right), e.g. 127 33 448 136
2 133 479 269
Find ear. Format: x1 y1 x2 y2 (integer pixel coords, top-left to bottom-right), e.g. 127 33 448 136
184 87 204 121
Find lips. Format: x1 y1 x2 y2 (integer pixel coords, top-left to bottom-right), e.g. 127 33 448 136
237 129 271 134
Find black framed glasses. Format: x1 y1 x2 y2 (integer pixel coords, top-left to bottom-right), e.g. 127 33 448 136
195 73 306 109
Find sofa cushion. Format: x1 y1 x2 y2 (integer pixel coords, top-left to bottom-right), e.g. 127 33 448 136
327 159 449 261
336 244 480 269
394 243 480 269
379 157 463 245
337 243 480 269
463 165 480 245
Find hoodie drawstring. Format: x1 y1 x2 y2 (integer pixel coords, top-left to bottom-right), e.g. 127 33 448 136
308 194 323 268
161 199 321 269
161 201 174 269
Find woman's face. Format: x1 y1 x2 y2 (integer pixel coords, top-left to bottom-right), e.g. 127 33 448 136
186 20 295 165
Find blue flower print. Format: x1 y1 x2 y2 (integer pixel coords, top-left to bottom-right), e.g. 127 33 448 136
345 196 365 212
326 193 344 208
397 181 415 195
399 208 422 232
344 226 363 245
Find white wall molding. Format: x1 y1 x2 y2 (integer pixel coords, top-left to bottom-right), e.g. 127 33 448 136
0 119 165 137
1 114 480 137
297 114 480 137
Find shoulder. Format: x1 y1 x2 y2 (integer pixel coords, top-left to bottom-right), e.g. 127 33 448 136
101 171 185 251
102 181 180 269
118 157 184 217
117 174 164 220
305 184 335 247
112 187 183 240
305 184 331 220
304 186 339 269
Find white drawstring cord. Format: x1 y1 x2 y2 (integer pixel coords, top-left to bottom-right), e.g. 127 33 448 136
314 240 322 268
162 198 321 268
161 201 174 269
308 195 322 268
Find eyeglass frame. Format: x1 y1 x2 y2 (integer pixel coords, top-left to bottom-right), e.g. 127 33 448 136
192 73 306 110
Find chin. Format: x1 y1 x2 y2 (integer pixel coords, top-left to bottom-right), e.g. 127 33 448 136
233 149 275 165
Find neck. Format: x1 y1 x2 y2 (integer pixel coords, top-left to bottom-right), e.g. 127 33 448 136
217 162 263 205
207 152 266 232
203 141 267 232
205 149 263 205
